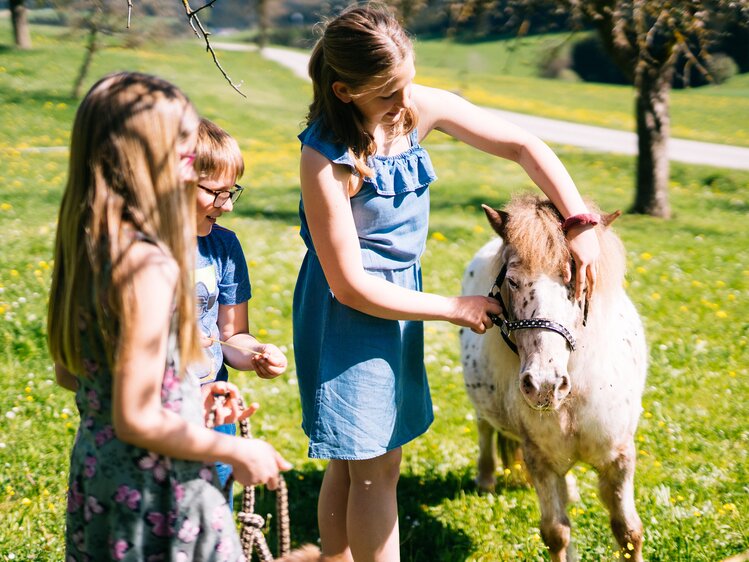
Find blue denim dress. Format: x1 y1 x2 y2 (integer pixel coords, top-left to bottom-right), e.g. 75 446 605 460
293 120 438 460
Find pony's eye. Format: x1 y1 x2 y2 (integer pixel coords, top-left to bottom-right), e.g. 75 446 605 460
507 278 519 290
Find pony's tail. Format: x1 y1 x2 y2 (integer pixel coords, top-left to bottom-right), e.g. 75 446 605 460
277 544 321 562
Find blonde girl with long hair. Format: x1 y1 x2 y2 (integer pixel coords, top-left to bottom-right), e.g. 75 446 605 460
293 5 600 561
48 72 290 560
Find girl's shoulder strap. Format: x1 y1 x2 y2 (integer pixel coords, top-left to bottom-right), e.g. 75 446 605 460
298 119 356 170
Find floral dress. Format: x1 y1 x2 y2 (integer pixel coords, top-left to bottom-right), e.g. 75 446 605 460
65 270 244 561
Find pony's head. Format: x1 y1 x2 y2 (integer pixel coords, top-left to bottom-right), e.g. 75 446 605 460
483 195 623 411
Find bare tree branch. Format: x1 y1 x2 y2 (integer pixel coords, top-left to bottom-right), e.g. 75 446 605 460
179 1 246 97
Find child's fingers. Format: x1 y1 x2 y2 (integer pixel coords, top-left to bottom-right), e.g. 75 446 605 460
238 402 259 421
275 451 293 472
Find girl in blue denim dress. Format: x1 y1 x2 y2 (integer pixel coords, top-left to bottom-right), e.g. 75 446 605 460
293 5 602 561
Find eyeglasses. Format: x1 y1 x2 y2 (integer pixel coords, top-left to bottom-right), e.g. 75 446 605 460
179 152 197 166
197 184 244 208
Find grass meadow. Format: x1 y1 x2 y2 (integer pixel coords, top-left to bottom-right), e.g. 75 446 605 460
0 20 748 561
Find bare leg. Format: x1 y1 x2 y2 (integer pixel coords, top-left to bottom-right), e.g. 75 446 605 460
598 444 643 562
525 444 573 562
476 417 497 492
319 460 354 562
347 448 402 562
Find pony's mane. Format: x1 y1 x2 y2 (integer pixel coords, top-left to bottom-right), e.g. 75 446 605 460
503 194 626 296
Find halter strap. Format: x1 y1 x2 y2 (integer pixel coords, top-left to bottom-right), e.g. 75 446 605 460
487 264 577 355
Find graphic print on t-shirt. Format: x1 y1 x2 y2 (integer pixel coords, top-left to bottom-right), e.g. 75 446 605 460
194 264 220 381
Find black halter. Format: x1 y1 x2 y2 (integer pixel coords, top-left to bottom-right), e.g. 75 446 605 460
487 263 577 355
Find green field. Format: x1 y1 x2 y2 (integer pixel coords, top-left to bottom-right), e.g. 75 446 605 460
1 20 747 561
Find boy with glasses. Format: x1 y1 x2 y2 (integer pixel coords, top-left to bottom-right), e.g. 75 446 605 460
192 118 288 503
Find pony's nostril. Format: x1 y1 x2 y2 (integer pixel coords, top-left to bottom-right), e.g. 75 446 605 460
521 373 536 394
557 376 570 393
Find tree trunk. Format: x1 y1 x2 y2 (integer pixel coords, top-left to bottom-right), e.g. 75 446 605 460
72 26 99 100
256 0 268 49
10 0 32 50
632 63 673 218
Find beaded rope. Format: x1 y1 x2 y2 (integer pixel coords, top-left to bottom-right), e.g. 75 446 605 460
207 394 291 561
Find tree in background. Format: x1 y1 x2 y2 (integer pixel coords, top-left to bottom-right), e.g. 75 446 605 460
10 0 32 48
406 0 748 218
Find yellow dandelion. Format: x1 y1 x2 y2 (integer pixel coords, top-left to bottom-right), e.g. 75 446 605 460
65 422 74 429
650 292 661 300
624 554 631 559
258 328 268 337
431 232 447 242
21 498 32 506
56 102 68 109
613 552 620 559
691 280 703 287
627 542 634 551
729 371 736 378
513 463 522 472
473 225 485 234
532 533 541 542
0 203 12 211
61 412 69 419
6 485 14 496
679 305 688 312
716 310 728 318
654 460 662 467
25 386 31 393
694 510 702 517
636 266 647 274
644 412 652 418
658 420 665 427
10 269 19 277
26 395 33 402
715 280 725 288
48 502 56 512
728 294 736 301
723 503 736 511
503 468 511 476
640 252 653 261
0 306 6 315
43 489 50 497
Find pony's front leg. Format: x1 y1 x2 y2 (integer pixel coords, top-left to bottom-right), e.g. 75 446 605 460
597 443 643 562
525 445 574 562
476 417 497 492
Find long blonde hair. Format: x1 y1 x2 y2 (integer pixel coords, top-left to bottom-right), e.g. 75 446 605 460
48 72 204 377
307 3 418 177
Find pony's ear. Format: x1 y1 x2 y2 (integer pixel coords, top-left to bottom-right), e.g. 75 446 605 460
601 210 622 228
482 204 509 239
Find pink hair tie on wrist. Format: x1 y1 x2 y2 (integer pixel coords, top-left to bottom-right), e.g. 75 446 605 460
562 213 600 234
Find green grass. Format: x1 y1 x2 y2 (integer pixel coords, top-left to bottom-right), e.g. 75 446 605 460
1 21 748 561
414 35 749 147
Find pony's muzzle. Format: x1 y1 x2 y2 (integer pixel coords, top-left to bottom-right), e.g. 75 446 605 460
520 372 571 410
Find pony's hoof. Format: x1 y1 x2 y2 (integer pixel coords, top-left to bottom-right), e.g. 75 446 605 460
475 476 496 494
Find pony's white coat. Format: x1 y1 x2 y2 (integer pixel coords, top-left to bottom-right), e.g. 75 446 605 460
461 198 647 562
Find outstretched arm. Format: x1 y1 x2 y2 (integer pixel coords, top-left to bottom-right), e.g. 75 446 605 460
217 301 287 379
414 84 599 297
301 145 501 333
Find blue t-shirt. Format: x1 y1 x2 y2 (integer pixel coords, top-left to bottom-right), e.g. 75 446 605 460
194 225 252 383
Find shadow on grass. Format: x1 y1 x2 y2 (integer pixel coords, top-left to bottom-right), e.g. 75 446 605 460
1 89 76 106
242 466 480 562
